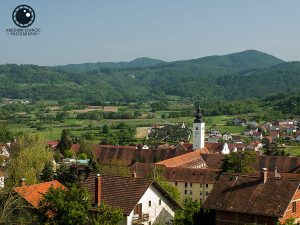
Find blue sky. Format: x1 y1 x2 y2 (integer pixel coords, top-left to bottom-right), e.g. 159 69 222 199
0 0 300 65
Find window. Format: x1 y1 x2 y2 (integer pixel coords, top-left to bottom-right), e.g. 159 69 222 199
190 183 192 187
196 127 198 130
293 201 297 213
148 201 151 207
190 190 192 195
185 190 188 195
206 184 209 188
200 184 202 188
200 192 202 196
175 182 177 186
159 199 161 205
148 222 151 225
185 183 187 188
134 203 142 217
206 191 209 196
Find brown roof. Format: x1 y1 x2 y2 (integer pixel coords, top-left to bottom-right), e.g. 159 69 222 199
200 154 223 169
255 156 300 173
83 174 180 215
93 144 188 166
129 163 219 184
164 167 218 184
203 173 300 217
155 149 209 168
14 180 65 209
205 143 224 153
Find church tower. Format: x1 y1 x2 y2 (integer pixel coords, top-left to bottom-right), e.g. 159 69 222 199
193 103 205 150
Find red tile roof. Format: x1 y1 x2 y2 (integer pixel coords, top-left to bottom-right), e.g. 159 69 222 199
83 174 180 215
155 149 209 168
164 167 219 184
203 173 300 217
14 180 65 209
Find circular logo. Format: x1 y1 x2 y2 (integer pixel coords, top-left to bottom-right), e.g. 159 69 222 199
12 5 35 28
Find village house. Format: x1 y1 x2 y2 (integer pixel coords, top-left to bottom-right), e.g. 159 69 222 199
164 167 218 204
203 169 300 225
222 132 232 141
207 135 220 143
83 173 180 225
252 131 263 140
233 118 247 126
243 128 258 136
270 131 280 140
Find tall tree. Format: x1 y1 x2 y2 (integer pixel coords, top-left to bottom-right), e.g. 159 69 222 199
7 134 53 186
57 129 72 156
40 160 54 182
220 151 256 174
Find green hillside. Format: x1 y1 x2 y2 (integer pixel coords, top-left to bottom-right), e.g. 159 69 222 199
1 50 297 103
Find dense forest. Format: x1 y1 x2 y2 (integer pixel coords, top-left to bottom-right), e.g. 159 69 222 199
2 50 300 103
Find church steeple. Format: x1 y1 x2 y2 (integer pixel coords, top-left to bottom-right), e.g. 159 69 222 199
193 102 205 150
194 102 203 123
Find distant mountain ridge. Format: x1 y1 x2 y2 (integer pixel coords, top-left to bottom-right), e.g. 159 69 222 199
56 57 165 72
1 50 299 102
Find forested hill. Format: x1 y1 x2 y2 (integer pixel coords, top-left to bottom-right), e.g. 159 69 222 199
1 50 299 103
56 57 165 73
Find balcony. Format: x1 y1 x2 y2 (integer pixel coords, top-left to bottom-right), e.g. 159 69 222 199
132 213 150 224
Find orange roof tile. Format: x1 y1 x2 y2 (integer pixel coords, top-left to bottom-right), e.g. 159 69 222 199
14 180 65 209
155 148 209 167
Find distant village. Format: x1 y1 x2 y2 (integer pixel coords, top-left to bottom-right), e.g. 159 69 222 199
1 105 300 224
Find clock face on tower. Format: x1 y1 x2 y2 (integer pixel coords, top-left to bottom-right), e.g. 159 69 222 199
195 131 199 136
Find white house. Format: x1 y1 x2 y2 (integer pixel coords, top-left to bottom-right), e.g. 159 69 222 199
0 171 4 189
208 135 220 143
84 174 180 225
222 132 232 141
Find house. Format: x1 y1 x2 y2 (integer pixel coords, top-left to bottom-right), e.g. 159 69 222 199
233 118 247 126
207 135 220 143
228 143 246 152
243 128 258 136
252 132 263 140
263 136 273 144
270 131 280 140
222 132 232 141
208 129 222 137
249 121 258 128
164 167 218 203
203 169 300 225
245 141 263 151
14 180 65 209
0 170 4 189
83 174 181 225
232 135 243 144
261 122 273 132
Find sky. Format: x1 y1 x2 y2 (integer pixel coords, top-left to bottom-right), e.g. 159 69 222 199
0 0 300 66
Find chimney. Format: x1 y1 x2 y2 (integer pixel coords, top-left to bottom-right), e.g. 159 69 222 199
95 174 101 206
132 171 137 179
20 178 26 187
261 168 268 184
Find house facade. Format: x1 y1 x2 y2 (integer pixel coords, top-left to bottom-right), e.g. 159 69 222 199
203 170 300 225
0 171 4 189
83 174 180 225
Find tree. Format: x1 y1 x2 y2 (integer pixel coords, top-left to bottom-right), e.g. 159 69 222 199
0 186 40 224
39 185 123 225
7 134 53 186
102 124 109 134
57 129 72 156
0 121 14 143
220 151 256 174
92 203 123 225
40 160 54 182
39 185 91 225
279 218 296 225
174 197 201 225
